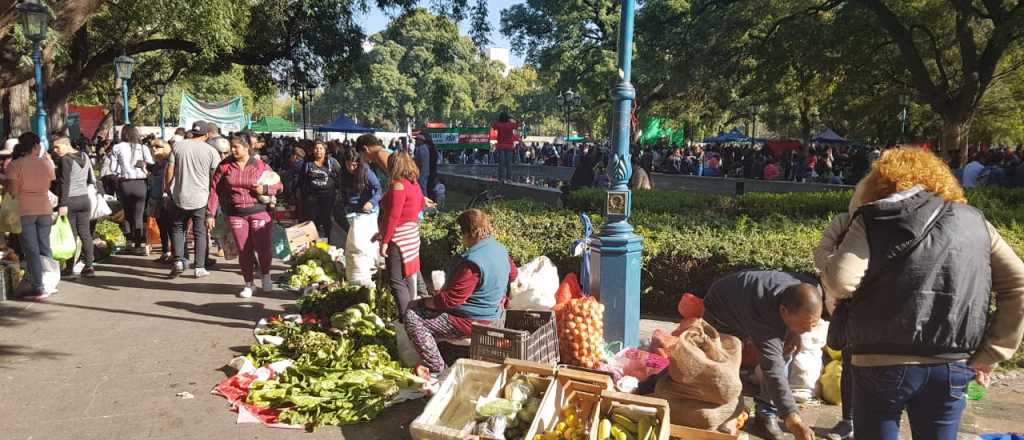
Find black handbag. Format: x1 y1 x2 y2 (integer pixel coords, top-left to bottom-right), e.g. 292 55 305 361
826 299 849 350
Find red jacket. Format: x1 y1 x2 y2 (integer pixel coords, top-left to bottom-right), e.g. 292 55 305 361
208 157 282 217
492 121 520 150
379 178 425 245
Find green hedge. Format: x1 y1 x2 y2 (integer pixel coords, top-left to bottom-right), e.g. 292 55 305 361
422 188 1024 367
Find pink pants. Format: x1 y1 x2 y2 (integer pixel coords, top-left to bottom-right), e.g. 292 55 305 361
228 211 273 283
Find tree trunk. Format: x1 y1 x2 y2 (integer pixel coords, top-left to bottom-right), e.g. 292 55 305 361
940 114 970 168
798 99 812 154
47 98 69 136
2 81 31 137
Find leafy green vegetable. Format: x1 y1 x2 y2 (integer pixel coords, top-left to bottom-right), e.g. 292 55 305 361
247 343 284 367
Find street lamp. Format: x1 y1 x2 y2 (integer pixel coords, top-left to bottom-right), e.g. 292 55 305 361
106 89 119 141
156 82 168 139
557 90 582 142
18 0 50 150
750 104 765 139
114 54 135 125
592 0 643 347
898 94 910 142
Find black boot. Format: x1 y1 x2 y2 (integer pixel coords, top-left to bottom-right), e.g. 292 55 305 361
753 415 786 440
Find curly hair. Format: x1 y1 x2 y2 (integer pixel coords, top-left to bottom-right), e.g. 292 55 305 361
857 147 966 205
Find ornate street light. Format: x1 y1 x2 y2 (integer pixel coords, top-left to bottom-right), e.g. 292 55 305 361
156 82 168 139
114 54 135 124
557 90 582 142
593 0 643 347
18 0 50 150
898 94 910 142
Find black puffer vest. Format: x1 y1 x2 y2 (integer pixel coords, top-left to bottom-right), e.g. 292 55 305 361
847 189 991 357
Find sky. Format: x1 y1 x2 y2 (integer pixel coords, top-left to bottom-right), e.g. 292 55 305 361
357 0 526 67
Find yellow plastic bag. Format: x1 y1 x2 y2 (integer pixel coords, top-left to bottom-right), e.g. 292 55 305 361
819 359 843 405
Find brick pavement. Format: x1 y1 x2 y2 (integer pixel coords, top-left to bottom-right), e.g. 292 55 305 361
1 253 1021 439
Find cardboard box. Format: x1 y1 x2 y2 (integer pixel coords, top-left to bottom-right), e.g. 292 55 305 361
285 221 319 254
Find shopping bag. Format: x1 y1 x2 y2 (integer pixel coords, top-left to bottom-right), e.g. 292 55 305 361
221 230 239 260
88 184 112 220
146 217 161 245
41 256 60 293
0 195 21 234
50 216 77 261
271 223 290 260
345 213 378 287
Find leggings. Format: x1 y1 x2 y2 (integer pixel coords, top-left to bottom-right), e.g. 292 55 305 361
65 195 94 266
387 243 416 318
841 349 854 421
118 179 147 247
228 211 273 283
404 304 464 372
301 192 335 240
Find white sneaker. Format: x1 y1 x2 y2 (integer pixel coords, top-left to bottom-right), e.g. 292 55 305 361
260 274 274 293
237 284 254 298
194 268 210 278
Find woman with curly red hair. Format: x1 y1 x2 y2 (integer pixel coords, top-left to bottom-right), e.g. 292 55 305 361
814 147 1024 440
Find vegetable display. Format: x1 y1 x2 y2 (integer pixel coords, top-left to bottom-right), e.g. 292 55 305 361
95 220 127 247
534 404 590 440
472 373 547 440
330 303 395 338
554 297 606 368
285 244 340 289
596 405 659 440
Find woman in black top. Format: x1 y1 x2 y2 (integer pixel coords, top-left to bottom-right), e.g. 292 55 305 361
299 141 341 239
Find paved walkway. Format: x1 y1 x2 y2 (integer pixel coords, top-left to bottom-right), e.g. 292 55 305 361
2 253 1022 439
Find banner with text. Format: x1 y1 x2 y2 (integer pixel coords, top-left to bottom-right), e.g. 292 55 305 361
178 93 247 133
425 127 492 150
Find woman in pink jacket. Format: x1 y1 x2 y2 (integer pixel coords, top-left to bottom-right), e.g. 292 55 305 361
207 133 283 298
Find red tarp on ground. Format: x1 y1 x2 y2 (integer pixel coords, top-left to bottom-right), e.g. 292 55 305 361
69 105 105 139
766 139 803 157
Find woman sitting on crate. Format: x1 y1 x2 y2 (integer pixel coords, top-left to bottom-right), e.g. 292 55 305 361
404 209 518 373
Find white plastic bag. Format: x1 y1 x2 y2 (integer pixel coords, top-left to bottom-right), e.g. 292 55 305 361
393 321 424 368
507 256 559 310
790 318 829 401
345 213 378 287
88 184 112 219
41 255 60 294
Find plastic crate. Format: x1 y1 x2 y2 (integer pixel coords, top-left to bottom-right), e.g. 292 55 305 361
470 310 559 365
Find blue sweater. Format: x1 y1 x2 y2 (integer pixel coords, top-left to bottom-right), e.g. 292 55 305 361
454 237 512 320
341 163 382 214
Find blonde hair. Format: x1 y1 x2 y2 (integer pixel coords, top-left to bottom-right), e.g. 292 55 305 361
857 147 966 205
388 151 420 182
457 209 493 242
151 139 171 159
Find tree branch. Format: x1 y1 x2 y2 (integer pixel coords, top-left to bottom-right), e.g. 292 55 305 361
853 0 944 103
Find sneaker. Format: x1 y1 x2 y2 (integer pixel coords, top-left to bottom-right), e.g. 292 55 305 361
169 261 184 279
260 274 274 293
237 284 254 298
194 268 210 279
205 258 217 269
81 266 96 278
826 419 854 440
28 290 52 301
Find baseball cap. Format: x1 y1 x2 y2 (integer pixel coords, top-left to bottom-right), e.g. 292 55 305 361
190 121 212 136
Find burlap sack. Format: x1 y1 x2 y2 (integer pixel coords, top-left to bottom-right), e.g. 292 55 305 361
652 319 744 433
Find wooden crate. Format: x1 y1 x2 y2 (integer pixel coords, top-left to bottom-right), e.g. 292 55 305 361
594 390 671 440
524 366 613 440
668 424 748 440
479 359 558 440
409 359 504 440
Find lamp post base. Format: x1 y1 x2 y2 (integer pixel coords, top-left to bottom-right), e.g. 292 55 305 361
589 229 643 348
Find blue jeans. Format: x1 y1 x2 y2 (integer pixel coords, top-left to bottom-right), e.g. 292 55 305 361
497 149 514 182
755 357 792 418
853 362 974 440
19 215 53 291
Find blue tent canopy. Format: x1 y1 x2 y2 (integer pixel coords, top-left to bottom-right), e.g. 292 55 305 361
703 128 750 143
315 114 374 133
813 128 848 143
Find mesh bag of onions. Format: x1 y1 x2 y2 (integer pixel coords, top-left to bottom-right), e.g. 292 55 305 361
554 296 606 368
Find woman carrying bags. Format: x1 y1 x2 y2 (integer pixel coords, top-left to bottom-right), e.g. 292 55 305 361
7 132 56 300
111 125 154 255
207 133 283 299
338 147 382 286
52 137 96 278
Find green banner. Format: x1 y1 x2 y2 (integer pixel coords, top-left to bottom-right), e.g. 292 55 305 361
425 127 491 150
178 93 247 133
639 116 685 146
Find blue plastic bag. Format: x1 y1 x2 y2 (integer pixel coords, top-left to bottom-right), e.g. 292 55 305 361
271 223 290 260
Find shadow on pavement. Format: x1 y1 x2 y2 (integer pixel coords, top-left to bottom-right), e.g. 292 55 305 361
155 300 286 324
0 343 69 366
39 301 253 329
340 399 426 440
0 302 47 328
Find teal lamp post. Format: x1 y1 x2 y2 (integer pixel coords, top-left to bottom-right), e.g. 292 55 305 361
592 0 643 347
18 0 50 150
115 55 135 124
